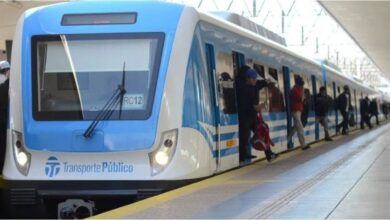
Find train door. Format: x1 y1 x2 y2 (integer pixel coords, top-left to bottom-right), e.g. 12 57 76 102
313 76 320 141
267 67 287 149
335 83 341 130
328 82 336 136
232 51 257 162
357 91 363 125
209 47 241 171
205 43 221 171
303 74 315 143
288 72 315 145
282 66 293 149
353 89 358 129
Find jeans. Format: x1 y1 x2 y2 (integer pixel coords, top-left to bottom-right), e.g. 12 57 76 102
288 111 306 147
316 116 330 138
360 113 372 128
239 116 255 160
337 111 349 133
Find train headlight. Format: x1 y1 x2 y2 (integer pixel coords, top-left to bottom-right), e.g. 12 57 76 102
155 151 169 166
12 130 31 176
148 129 178 176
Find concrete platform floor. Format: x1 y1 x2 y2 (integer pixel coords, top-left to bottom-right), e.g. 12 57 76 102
93 122 390 219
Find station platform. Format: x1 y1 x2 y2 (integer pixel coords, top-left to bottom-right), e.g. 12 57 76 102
92 122 390 219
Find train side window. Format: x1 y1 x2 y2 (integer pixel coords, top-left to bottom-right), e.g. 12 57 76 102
303 75 313 111
326 82 335 110
327 83 333 97
254 64 265 79
268 68 285 112
353 89 357 110
268 68 278 81
253 63 268 112
216 51 236 114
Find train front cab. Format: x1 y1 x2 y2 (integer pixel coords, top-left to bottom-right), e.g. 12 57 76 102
1 2 197 218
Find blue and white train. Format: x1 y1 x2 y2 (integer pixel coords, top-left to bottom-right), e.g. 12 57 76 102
1 1 386 218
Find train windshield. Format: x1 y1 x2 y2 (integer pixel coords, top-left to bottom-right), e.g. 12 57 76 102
32 33 164 120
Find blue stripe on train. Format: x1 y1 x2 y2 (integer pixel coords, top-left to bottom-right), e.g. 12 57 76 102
262 112 286 121
213 146 239 157
269 125 287 132
211 132 238 142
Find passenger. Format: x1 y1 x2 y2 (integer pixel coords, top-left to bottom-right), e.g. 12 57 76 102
0 60 10 174
236 66 268 162
268 79 285 112
315 86 332 141
336 85 351 135
251 111 278 162
369 98 379 125
301 88 311 127
287 75 310 150
360 96 372 129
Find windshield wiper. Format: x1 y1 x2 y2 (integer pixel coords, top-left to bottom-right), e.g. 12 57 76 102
118 62 126 119
83 62 127 138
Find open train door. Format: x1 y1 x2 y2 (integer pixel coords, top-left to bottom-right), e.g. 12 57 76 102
205 43 222 171
205 44 243 172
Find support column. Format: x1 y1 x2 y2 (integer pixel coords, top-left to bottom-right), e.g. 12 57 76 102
5 40 12 62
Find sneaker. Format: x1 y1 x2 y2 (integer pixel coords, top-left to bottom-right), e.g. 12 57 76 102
325 137 333 141
301 145 311 150
266 153 278 162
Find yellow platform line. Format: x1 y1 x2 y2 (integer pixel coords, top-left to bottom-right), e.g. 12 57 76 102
90 147 306 219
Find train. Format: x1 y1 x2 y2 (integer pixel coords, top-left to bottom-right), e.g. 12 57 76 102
1 1 387 218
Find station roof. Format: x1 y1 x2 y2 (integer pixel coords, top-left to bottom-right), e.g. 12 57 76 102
319 1 390 78
0 1 61 50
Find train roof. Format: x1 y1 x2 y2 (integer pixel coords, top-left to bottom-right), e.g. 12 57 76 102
197 9 377 94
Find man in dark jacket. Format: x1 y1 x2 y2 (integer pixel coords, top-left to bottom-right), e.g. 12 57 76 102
336 85 351 135
360 96 372 129
236 66 268 162
0 60 10 174
315 86 332 141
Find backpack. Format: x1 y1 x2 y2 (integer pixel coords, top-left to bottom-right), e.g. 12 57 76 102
251 113 272 151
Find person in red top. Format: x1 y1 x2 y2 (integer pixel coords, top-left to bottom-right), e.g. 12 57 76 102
287 76 310 150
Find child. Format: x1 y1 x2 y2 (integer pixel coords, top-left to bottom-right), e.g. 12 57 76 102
251 112 278 162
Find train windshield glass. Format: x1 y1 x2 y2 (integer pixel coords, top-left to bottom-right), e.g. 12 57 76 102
32 33 164 120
